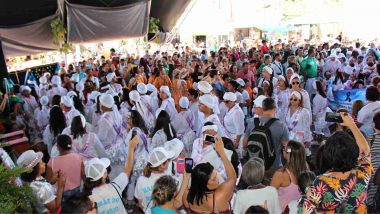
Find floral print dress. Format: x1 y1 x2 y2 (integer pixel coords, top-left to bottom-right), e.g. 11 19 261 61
301 156 373 213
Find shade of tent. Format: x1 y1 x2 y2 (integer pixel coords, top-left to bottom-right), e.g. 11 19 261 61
0 0 191 78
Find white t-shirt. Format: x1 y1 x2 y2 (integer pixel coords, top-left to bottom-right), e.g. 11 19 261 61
90 172 129 214
233 186 281 214
135 173 166 214
357 101 380 134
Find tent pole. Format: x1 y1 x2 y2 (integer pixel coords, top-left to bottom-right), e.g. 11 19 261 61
0 40 9 80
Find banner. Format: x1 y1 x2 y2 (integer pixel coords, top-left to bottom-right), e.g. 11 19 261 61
328 88 366 113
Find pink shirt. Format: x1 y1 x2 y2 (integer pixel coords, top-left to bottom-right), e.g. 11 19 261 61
48 153 83 191
236 70 255 87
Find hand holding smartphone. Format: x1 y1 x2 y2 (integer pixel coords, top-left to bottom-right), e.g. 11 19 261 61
185 158 193 173
204 134 215 143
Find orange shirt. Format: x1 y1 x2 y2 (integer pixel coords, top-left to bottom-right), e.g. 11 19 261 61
153 75 172 90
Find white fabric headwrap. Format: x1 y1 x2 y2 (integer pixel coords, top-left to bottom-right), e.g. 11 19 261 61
223 92 237 102
199 94 216 111
137 83 147 94
290 74 300 83
129 90 141 102
51 76 61 85
40 96 49 106
61 96 73 108
99 93 114 108
106 72 116 82
202 125 218 133
197 81 212 93
291 91 302 100
160 86 171 97
179 97 190 109
263 66 273 75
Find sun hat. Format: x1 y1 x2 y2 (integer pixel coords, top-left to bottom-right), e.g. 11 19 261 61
17 150 43 169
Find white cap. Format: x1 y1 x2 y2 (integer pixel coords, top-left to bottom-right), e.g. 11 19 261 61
235 78 245 87
148 147 175 167
290 74 300 83
197 81 213 93
39 76 47 84
199 94 216 110
106 72 116 82
76 82 84 92
17 150 43 169
346 51 352 55
179 97 190 109
137 83 147 94
20 85 31 93
60 96 73 108
335 48 342 52
99 93 114 108
263 66 273 75
160 86 171 97
164 138 184 159
40 96 49 106
84 158 111 181
223 92 237 102
51 75 61 85
129 90 141 102
254 95 266 108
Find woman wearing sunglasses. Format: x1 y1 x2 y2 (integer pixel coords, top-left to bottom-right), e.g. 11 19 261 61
285 91 312 145
289 74 311 112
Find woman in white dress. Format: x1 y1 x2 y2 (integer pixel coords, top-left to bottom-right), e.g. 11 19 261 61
151 110 176 150
159 86 177 121
43 106 67 156
124 110 150 207
275 76 290 121
289 74 311 112
96 94 127 180
198 94 226 137
129 90 155 134
171 97 196 154
285 91 312 144
312 80 329 135
34 96 50 130
62 115 107 161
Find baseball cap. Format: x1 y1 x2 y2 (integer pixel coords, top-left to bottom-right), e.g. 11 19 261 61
148 147 175 167
84 158 111 181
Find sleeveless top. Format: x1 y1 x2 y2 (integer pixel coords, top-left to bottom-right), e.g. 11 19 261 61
278 169 301 211
187 191 231 214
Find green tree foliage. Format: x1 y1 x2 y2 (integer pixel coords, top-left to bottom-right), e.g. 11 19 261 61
0 164 35 213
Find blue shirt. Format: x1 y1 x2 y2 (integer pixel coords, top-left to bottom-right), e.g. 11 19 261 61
151 206 176 214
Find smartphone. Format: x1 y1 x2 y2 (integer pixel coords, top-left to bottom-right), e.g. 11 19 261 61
185 158 193 173
325 112 343 123
204 134 215 143
176 159 185 174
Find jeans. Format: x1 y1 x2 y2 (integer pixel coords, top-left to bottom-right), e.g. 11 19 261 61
62 187 80 202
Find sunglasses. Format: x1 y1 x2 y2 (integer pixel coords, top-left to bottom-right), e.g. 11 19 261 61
290 98 298 101
281 146 291 153
292 82 300 85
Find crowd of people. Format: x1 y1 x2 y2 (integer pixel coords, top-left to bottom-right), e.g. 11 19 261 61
1 39 380 213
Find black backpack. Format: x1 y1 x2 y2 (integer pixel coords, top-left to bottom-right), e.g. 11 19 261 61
247 117 277 170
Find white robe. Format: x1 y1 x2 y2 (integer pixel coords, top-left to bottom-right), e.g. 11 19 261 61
275 87 290 121
63 108 80 126
171 110 196 153
285 107 312 142
312 93 328 135
223 104 245 142
160 98 178 121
